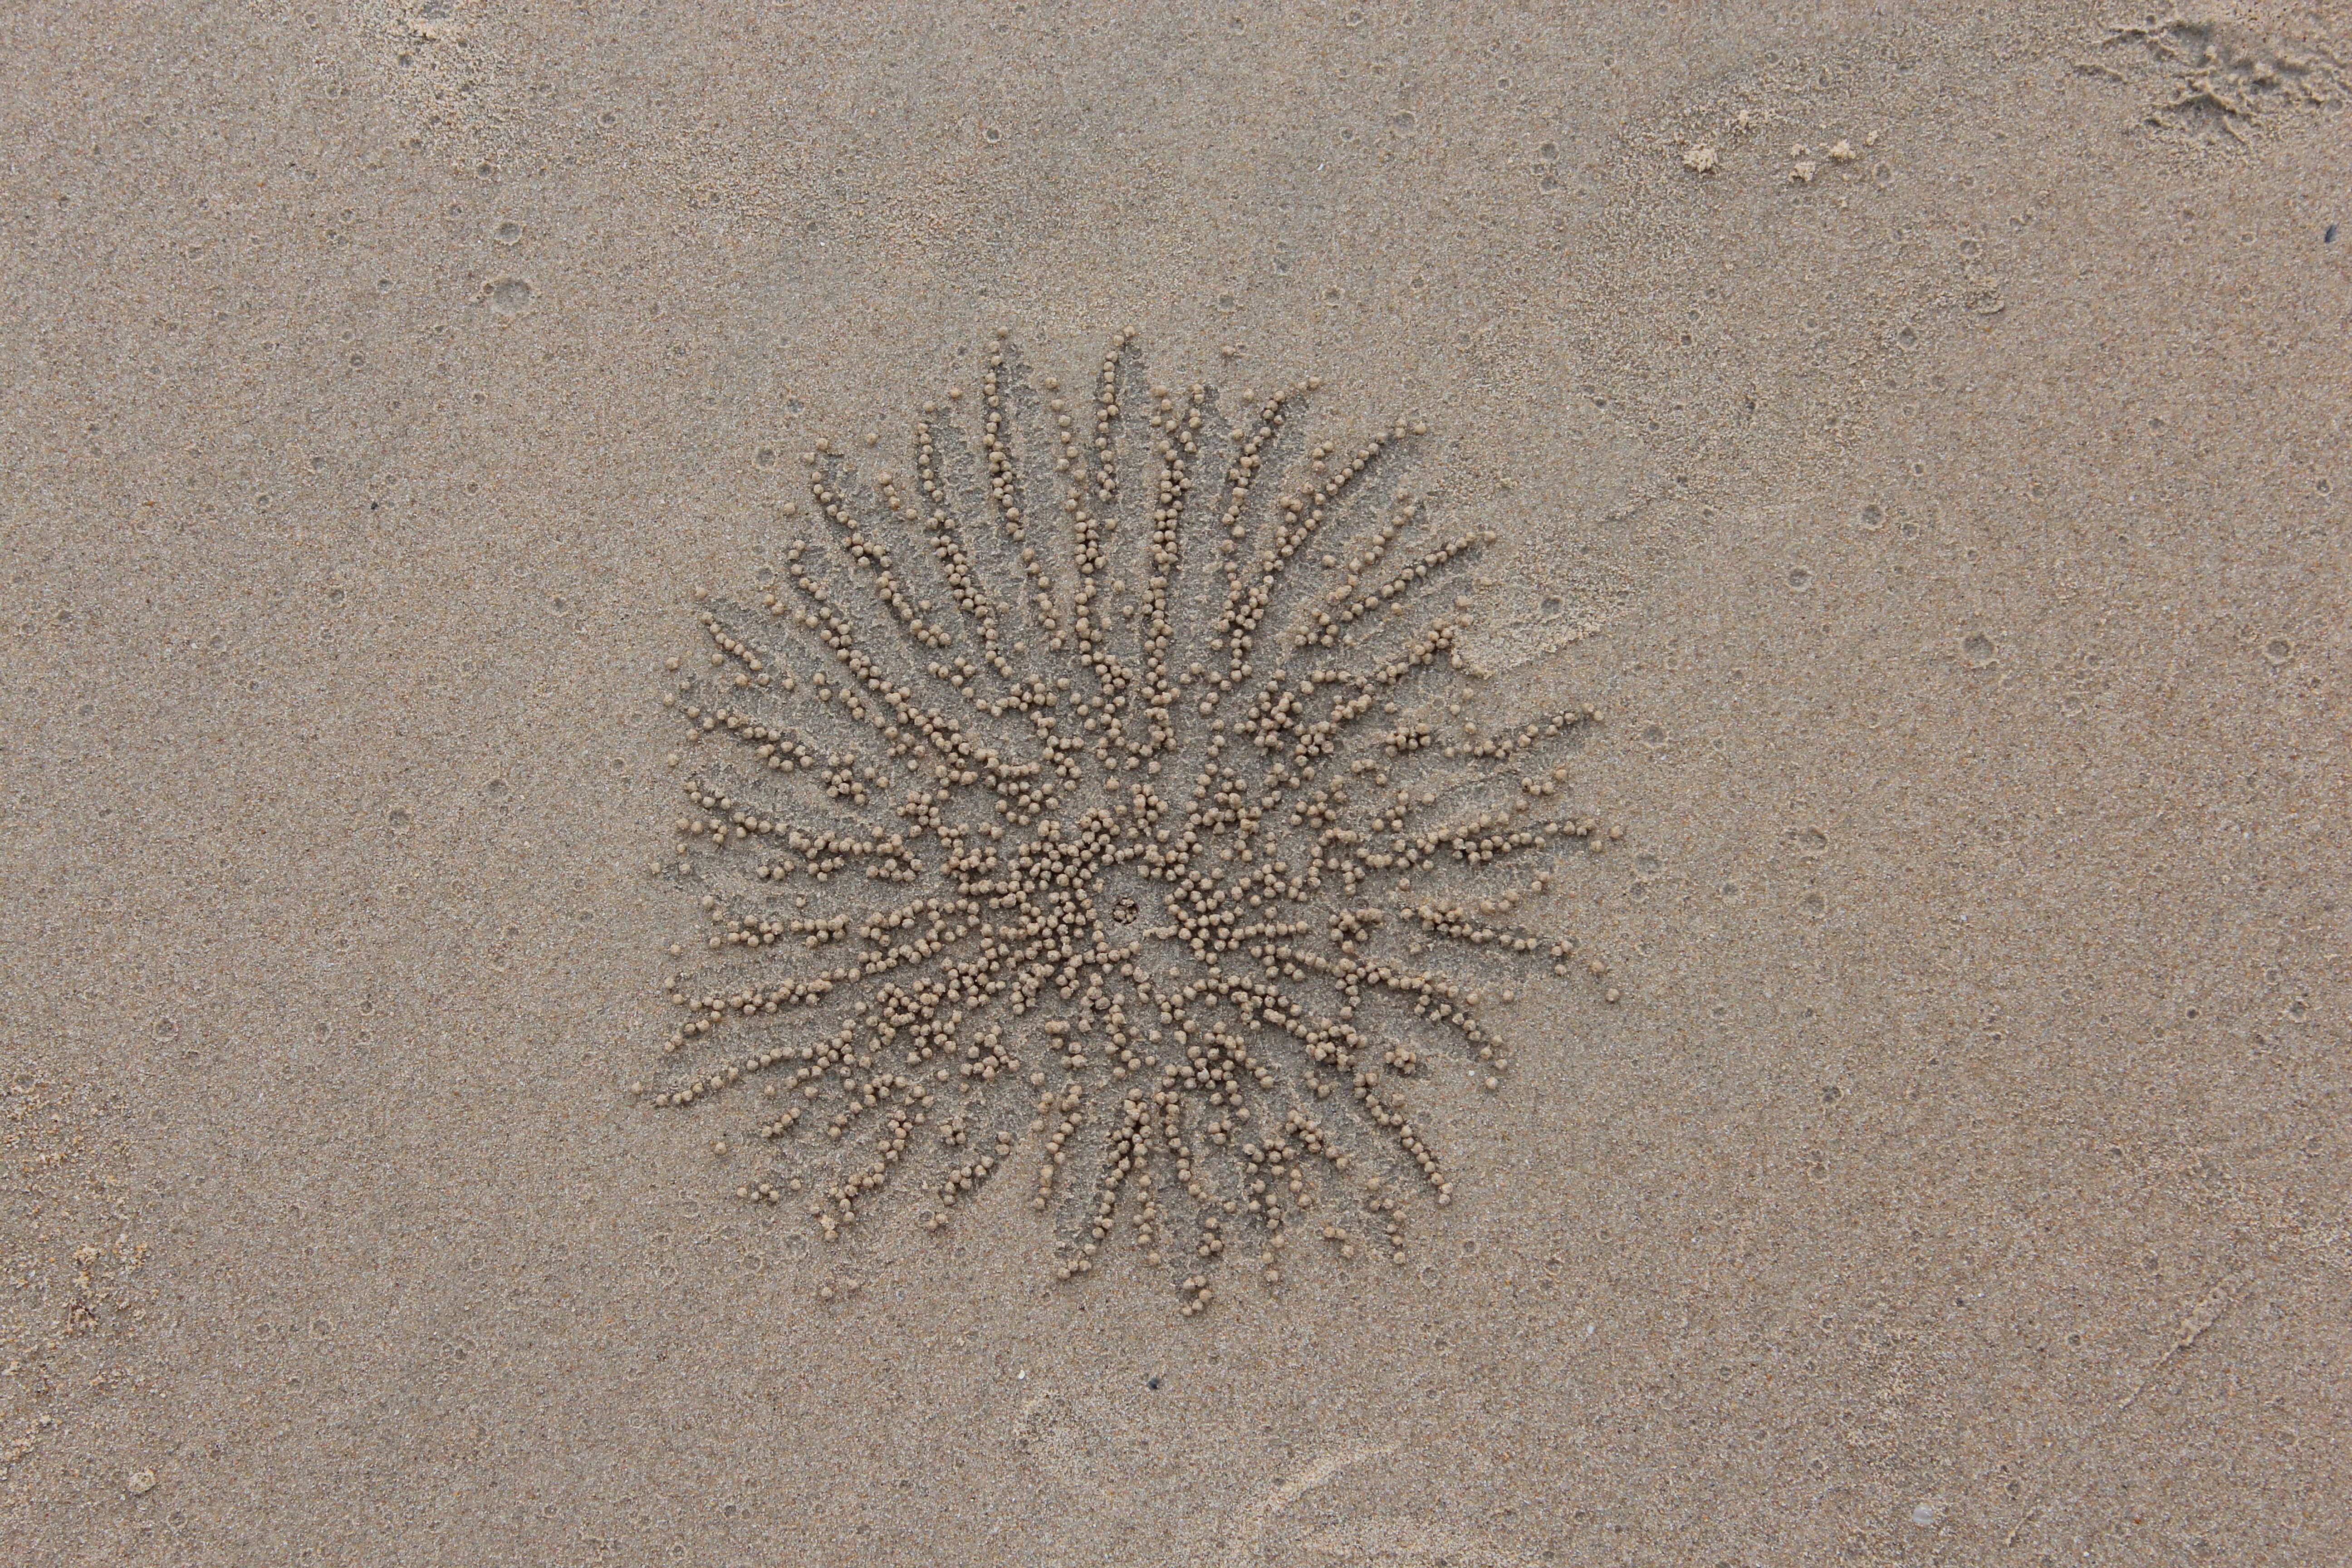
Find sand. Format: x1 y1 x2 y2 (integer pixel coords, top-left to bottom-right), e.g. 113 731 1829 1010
2 2 2346 1563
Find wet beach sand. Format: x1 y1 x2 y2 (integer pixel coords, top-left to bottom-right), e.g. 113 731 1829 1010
2 3 2346 1564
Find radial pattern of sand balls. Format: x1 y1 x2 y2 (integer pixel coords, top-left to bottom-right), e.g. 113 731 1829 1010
637 329 1621 1314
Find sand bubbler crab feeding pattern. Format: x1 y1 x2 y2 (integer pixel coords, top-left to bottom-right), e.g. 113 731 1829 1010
638 329 1623 1314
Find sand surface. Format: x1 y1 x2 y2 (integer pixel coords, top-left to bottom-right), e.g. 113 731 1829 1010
3 2 2347 1563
